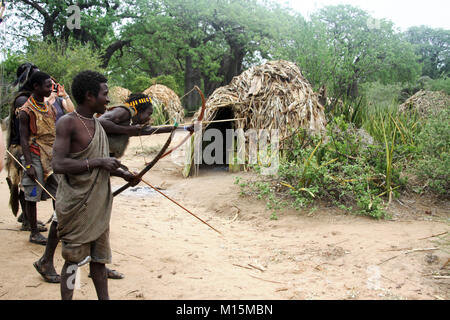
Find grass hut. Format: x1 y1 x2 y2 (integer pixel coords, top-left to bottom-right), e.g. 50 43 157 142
144 84 184 123
399 90 450 118
108 86 131 105
184 60 327 176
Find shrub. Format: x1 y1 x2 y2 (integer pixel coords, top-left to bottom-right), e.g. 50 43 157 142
239 116 394 220
25 39 104 97
414 108 450 196
428 77 450 95
150 75 182 97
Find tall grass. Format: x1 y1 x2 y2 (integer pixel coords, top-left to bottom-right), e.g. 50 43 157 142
151 99 170 126
328 98 422 203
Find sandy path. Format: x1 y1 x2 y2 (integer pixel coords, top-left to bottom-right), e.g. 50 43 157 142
0 133 448 300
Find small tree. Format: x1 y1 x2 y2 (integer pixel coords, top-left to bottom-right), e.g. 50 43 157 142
25 39 104 96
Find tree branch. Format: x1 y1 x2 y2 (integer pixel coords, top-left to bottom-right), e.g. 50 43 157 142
101 39 132 68
20 0 50 19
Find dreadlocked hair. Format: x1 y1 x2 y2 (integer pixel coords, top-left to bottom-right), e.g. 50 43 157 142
126 93 153 113
14 63 39 91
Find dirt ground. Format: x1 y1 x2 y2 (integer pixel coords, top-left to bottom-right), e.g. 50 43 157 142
0 131 449 300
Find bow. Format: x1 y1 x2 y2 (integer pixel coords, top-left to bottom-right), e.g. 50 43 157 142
113 86 206 196
158 85 206 161
112 125 177 197
112 86 222 236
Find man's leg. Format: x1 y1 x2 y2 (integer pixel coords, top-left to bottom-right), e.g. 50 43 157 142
26 200 47 245
34 221 60 282
60 262 77 300
41 201 59 265
18 191 26 224
90 262 109 300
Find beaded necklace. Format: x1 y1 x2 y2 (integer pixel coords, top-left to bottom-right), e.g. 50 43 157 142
29 96 49 113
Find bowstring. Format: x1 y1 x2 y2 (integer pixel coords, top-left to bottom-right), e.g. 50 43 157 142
138 87 198 165
138 116 172 165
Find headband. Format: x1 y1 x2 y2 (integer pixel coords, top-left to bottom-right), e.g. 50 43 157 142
125 96 153 115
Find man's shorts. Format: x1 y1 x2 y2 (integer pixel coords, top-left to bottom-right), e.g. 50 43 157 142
61 228 112 265
20 153 58 202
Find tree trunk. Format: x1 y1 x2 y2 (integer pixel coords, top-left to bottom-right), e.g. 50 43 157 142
347 78 359 100
184 55 202 110
42 19 55 39
219 43 245 86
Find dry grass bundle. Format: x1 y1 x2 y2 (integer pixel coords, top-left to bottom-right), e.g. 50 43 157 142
197 60 327 139
108 86 131 105
399 90 450 118
144 84 184 123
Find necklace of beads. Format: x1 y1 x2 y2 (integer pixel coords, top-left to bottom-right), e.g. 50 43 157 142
29 96 48 113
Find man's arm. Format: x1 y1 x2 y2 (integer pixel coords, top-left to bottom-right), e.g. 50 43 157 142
140 124 194 135
18 110 36 180
110 167 140 186
61 97 75 113
57 85 75 113
98 108 143 136
52 116 121 175
14 96 28 110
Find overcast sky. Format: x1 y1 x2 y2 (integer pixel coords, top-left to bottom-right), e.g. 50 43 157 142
280 0 450 31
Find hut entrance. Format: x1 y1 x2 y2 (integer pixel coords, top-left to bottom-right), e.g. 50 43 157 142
199 106 235 171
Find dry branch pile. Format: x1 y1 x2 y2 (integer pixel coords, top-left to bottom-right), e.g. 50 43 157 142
108 86 131 105
399 90 450 118
144 84 184 122
198 60 327 139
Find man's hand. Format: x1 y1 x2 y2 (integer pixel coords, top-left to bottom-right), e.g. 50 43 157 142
57 84 68 98
128 124 145 136
26 165 37 182
99 158 121 171
122 170 140 187
185 124 195 132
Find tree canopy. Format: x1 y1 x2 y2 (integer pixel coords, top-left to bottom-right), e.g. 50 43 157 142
1 0 448 111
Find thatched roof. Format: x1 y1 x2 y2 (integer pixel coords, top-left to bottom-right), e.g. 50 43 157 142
197 60 327 139
108 86 131 105
144 84 184 122
399 90 450 118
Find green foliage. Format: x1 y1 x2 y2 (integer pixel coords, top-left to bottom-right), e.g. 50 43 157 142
361 82 403 109
405 26 450 79
150 75 182 97
0 53 26 117
276 5 421 100
240 118 395 220
150 99 170 126
0 52 26 84
108 0 292 107
126 75 152 93
7 0 135 49
414 109 450 196
25 40 104 97
428 77 450 95
240 93 449 219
